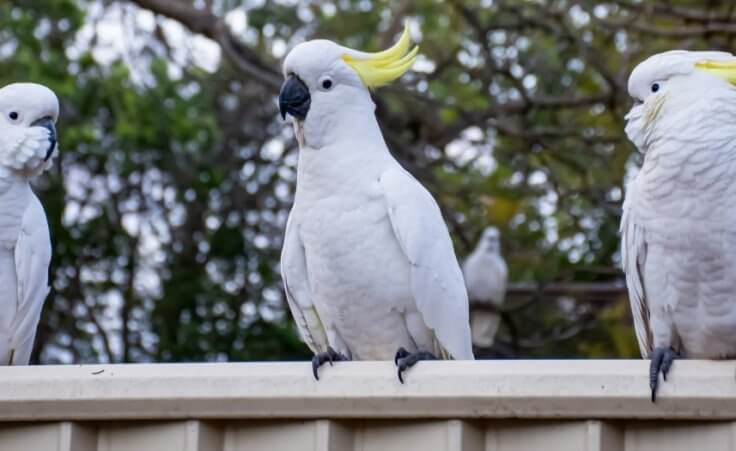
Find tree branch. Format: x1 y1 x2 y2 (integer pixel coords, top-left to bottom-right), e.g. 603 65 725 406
613 0 736 23
128 0 282 90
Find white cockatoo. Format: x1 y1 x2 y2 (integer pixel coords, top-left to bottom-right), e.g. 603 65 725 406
621 50 736 401
278 24 474 382
0 83 59 365
463 227 508 348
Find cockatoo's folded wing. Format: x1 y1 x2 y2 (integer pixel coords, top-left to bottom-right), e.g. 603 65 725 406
280 213 329 354
380 166 474 360
10 193 51 365
621 185 653 358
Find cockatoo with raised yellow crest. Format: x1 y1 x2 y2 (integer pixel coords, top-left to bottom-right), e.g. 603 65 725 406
0 82 58 365
278 24 474 382
621 50 736 402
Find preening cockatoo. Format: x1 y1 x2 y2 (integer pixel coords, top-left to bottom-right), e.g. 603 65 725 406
278 24 474 382
0 83 59 365
463 227 508 348
621 50 736 401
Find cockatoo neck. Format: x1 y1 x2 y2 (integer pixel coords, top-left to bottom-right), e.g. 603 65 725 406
475 243 499 256
0 166 29 194
646 91 736 159
0 161 48 194
297 87 380 148
295 97 394 196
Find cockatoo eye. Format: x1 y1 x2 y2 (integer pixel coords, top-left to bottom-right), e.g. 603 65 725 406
319 76 334 91
8 111 20 122
651 83 660 93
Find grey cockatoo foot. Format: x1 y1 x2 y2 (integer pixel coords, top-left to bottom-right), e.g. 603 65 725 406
650 346 678 402
312 346 349 381
394 347 438 383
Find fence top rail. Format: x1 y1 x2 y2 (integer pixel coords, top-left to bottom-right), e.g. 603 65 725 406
0 360 733 421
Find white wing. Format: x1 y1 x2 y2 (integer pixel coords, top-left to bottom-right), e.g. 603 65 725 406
620 180 653 358
280 211 329 355
380 165 474 360
10 193 51 365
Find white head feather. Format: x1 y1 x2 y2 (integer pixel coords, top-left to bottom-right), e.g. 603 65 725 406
475 226 501 255
625 50 736 152
282 40 374 148
280 25 417 149
0 83 59 178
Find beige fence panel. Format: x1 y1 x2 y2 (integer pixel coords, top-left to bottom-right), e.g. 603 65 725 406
0 360 734 450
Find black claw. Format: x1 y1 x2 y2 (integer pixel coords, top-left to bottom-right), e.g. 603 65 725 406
394 347 410 366
394 349 437 384
311 347 349 381
650 347 678 403
312 354 328 381
312 357 320 381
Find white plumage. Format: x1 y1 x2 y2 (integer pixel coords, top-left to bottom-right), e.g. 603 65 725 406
279 29 473 374
621 50 736 399
0 83 58 365
463 227 508 348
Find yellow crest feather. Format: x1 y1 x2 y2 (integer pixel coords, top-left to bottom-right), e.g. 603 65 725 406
695 59 736 85
342 23 418 88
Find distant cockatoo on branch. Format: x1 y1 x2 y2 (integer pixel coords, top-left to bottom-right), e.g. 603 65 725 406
0 83 58 365
463 227 508 348
621 50 736 401
278 23 474 382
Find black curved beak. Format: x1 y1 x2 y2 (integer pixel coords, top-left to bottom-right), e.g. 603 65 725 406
279 75 310 121
31 116 57 161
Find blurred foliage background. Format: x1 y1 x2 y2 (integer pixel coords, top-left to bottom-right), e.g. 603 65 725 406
1 0 731 363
